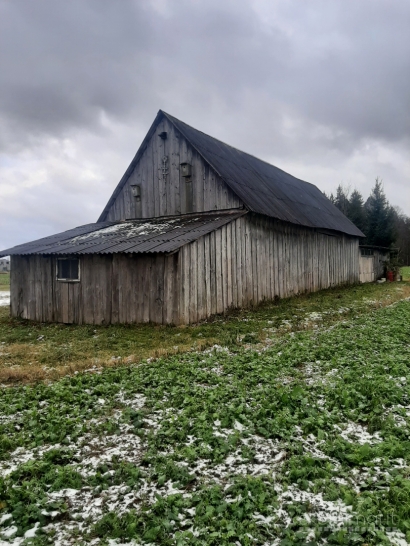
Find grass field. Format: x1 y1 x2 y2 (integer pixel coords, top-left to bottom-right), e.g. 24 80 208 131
1 282 410 385
401 267 410 281
1 283 410 545
0 273 10 291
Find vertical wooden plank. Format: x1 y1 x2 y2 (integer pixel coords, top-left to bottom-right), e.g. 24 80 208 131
235 218 243 307
281 224 287 298
117 255 127 323
251 219 258 304
230 221 237 309
318 233 322 290
290 226 296 295
272 224 278 298
53 258 61 323
141 256 150 323
257 219 264 301
204 235 211 318
209 231 217 316
179 246 190 324
280 224 285 298
215 228 224 314
93 255 102 325
45 257 54 322
244 217 253 304
130 254 140 323
276 223 285 298
171 252 180 325
168 121 179 216
133 254 143 323
61 282 69 324
220 225 228 312
150 255 165 324
158 120 168 216
262 219 268 300
162 253 174 324
196 237 206 321
189 242 198 323
297 227 302 293
286 225 291 297
266 219 273 300
111 254 120 323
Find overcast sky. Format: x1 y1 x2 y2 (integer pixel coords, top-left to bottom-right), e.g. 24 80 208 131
1 0 409 250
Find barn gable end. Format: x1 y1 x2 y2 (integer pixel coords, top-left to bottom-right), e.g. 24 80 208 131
100 115 243 222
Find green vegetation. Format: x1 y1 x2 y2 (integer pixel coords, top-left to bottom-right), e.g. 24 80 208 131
1 282 410 384
0 283 410 544
401 267 410 281
0 273 10 290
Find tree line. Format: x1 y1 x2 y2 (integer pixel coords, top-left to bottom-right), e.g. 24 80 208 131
327 179 410 265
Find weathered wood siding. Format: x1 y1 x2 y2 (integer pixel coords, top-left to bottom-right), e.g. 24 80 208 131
105 117 243 221
178 215 360 324
359 249 388 283
359 256 375 283
10 254 179 325
10 216 360 326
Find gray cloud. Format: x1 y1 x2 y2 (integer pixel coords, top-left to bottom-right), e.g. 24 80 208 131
0 0 409 249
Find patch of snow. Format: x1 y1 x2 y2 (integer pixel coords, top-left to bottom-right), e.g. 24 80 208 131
0 514 12 525
70 220 180 243
272 485 353 528
387 530 410 546
335 422 383 445
0 525 20 541
202 344 231 355
304 312 323 325
24 522 40 538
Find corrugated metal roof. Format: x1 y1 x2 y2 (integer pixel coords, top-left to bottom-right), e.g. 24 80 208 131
0 211 246 257
98 111 363 237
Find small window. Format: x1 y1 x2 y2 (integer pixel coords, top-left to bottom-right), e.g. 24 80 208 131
57 258 80 281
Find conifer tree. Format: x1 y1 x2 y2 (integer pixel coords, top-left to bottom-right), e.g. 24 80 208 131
333 184 350 215
364 178 396 247
348 189 367 234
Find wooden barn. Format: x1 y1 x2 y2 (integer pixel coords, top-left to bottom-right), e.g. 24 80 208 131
0 110 364 325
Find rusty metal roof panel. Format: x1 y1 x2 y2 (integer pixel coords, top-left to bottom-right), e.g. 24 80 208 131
0 211 246 257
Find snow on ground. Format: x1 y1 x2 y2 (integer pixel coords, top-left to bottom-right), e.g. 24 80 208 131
335 421 383 445
0 291 10 306
2 297 410 544
0 394 146 477
0 387 355 544
387 531 410 546
0 396 407 544
254 484 354 528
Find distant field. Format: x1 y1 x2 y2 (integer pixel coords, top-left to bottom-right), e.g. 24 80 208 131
401 266 410 281
1 281 410 386
0 273 10 290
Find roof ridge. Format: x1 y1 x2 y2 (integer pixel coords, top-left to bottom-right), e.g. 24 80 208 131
161 111 318 190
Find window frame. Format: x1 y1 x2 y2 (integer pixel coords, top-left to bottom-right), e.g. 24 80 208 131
56 257 81 283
